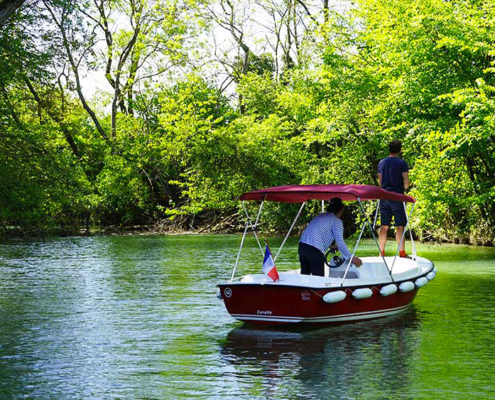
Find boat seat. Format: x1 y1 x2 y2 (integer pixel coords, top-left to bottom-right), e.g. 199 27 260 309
328 266 360 279
330 270 359 279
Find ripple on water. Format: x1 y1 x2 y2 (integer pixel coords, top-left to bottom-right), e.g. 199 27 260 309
0 236 494 399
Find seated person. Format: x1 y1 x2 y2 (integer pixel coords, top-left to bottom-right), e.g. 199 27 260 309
299 197 362 277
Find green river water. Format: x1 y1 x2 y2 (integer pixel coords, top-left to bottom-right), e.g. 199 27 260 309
0 235 494 399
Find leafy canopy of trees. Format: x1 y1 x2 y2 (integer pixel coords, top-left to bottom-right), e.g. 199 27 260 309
0 0 494 244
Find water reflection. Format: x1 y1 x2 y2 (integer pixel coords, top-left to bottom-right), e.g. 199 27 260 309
221 309 422 399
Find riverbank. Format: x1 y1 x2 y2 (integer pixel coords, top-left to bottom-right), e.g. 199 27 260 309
0 218 245 239
1 221 493 247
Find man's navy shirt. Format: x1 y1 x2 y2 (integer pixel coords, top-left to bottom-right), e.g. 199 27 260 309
378 156 409 193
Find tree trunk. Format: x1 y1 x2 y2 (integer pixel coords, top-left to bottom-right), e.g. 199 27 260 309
0 0 25 26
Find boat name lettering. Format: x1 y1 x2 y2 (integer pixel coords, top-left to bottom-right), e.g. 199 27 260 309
257 310 272 315
301 290 311 301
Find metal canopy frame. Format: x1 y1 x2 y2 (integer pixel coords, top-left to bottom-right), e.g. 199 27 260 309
230 198 417 283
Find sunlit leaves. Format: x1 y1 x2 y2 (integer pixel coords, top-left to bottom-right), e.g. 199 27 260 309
1 0 495 242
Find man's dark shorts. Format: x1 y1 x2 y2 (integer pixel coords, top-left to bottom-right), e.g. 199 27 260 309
380 200 407 227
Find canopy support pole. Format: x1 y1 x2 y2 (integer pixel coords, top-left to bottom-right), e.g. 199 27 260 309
231 222 249 282
390 203 415 274
340 221 366 287
372 200 380 230
231 200 265 281
404 202 416 259
274 202 306 262
357 198 394 282
242 200 265 256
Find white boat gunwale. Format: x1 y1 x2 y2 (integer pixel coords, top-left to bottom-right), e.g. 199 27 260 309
220 258 435 290
218 272 431 291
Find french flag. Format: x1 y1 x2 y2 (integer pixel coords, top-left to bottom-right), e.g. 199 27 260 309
262 244 279 281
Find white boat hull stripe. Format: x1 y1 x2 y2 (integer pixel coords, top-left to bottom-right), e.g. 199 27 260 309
231 304 411 323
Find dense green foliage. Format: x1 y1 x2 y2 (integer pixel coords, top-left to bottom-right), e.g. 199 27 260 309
0 0 494 243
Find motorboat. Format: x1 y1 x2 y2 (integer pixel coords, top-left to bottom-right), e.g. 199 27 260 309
217 184 436 325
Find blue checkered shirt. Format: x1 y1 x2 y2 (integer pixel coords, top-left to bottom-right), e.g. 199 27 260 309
300 213 352 258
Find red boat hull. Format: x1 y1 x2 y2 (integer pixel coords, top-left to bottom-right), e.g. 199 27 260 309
218 283 418 325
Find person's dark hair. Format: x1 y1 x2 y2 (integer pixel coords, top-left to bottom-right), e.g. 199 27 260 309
389 140 402 154
328 197 344 214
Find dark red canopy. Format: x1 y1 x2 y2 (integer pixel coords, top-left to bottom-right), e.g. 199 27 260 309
240 184 415 203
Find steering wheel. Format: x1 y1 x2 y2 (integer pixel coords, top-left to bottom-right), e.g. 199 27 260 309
325 244 345 268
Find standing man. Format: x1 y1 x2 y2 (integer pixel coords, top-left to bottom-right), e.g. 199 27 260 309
378 140 410 257
299 197 362 277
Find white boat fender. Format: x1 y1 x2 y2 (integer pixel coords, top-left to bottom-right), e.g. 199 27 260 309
352 288 373 299
380 284 398 297
323 290 347 304
415 277 428 288
426 271 436 281
399 281 415 292
216 288 222 299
